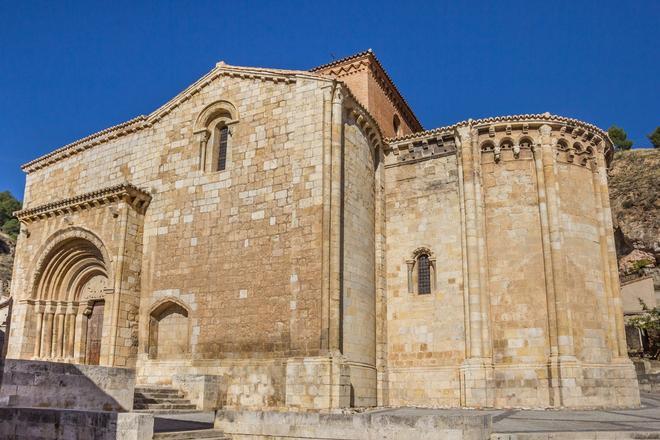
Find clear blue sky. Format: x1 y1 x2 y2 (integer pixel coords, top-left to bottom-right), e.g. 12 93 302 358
1 0 658 200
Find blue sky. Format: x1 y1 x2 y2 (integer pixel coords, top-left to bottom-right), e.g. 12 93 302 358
1 0 658 200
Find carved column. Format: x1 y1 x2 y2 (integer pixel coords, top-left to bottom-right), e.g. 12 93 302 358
195 130 210 172
471 128 492 360
63 307 76 360
539 125 575 359
40 310 54 359
74 304 89 363
456 124 492 407
328 85 344 354
53 311 65 359
457 125 484 360
33 307 44 358
406 260 414 293
532 137 561 406
320 84 334 352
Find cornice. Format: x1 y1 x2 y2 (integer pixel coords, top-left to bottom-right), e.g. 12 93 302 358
339 83 385 151
386 113 610 144
311 50 423 132
15 183 152 224
22 64 331 174
21 116 147 173
385 113 614 168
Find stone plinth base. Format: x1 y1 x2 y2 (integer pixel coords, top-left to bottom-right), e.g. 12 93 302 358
215 409 491 440
0 407 153 440
0 358 135 411
285 355 350 410
460 358 494 408
172 373 225 410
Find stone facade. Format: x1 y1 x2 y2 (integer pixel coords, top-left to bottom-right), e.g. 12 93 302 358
5 50 639 410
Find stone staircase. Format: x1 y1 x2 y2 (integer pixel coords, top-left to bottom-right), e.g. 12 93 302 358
133 385 198 412
153 429 228 440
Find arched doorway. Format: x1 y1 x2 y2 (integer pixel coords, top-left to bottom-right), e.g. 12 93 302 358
31 235 110 364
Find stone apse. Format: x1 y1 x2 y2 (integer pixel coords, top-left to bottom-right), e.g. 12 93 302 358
5 51 639 410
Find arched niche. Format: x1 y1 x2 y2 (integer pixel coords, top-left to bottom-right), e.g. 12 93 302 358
148 299 190 360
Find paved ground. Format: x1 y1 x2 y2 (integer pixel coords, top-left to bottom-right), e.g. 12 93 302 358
153 393 660 434
372 393 660 433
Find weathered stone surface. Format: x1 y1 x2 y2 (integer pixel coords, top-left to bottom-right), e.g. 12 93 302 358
0 358 135 411
3 51 639 411
0 407 153 440
215 409 491 440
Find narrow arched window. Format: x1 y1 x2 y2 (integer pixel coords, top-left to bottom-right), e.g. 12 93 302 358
393 114 401 136
193 100 238 173
417 254 431 294
216 125 229 171
406 248 437 295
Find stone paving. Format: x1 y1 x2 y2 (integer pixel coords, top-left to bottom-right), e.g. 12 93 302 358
153 393 660 437
371 393 660 434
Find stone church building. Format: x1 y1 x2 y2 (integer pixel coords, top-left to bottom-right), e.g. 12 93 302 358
6 51 639 410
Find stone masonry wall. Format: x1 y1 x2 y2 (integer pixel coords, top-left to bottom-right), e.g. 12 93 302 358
14 71 334 376
0 407 153 440
0 359 135 411
341 115 377 407
383 151 465 407
480 147 551 407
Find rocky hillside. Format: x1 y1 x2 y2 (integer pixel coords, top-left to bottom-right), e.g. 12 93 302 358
609 149 659 282
0 233 14 297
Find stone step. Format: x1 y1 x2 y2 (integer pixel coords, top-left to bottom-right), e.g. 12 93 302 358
133 395 188 403
153 430 228 440
135 389 184 395
134 409 203 414
135 387 183 395
133 403 198 410
491 432 660 440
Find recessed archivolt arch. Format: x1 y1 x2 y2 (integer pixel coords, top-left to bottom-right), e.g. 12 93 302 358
34 239 107 302
29 227 112 301
193 100 239 133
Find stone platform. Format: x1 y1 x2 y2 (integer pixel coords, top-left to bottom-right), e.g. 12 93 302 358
374 392 660 439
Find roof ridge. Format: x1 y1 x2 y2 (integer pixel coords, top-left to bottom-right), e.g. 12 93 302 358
22 63 334 173
310 50 423 131
309 49 374 72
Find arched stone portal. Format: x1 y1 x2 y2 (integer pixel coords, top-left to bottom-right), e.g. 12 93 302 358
31 235 110 364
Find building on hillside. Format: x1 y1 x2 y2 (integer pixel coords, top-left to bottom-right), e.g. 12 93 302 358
5 50 639 409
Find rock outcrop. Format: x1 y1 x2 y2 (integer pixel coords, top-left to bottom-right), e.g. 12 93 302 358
609 148 659 286
0 232 14 297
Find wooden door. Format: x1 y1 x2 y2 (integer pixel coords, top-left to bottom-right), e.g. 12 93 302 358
85 301 104 365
